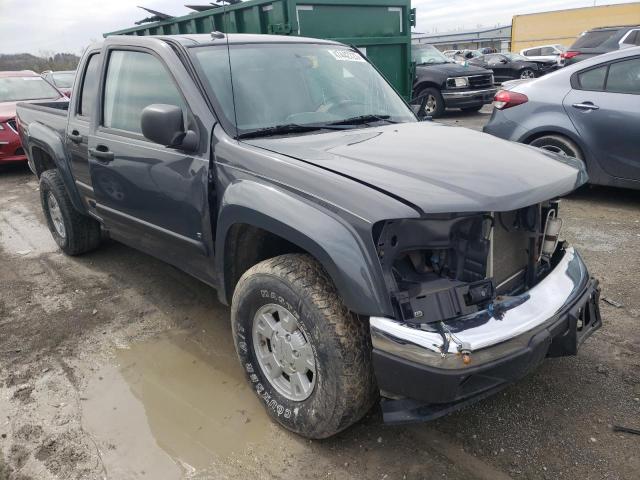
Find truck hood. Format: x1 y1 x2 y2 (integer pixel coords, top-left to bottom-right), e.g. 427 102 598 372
416 62 491 77
244 122 587 215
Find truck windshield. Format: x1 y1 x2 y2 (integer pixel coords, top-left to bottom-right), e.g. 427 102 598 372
411 45 451 65
191 43 415 137
0 77 61 102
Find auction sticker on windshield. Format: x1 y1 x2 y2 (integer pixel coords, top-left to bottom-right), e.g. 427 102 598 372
329 50 365 62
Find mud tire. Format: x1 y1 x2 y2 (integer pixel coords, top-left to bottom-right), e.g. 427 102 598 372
40 169 101 256
231 253 377 439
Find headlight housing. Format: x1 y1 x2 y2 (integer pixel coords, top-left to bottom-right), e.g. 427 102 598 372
446 76 469 88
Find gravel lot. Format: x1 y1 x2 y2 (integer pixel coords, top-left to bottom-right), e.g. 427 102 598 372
1 108 639 479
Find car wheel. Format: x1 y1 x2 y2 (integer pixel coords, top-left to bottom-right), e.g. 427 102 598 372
412 87 445 118
519 69 536 79
461 105 483 113
231 253 377 439
40 169 102 255
529 135 583 159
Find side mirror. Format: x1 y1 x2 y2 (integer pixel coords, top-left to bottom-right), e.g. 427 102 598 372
140 104 198 151
500 58 508 64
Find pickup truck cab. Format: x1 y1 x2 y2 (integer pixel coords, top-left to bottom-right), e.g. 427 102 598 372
411 44 496 117
17 33 601 439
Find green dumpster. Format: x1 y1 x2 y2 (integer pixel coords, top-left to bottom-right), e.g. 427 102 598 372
104 0 415 99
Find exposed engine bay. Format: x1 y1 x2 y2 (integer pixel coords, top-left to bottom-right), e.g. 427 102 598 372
375 200 563 328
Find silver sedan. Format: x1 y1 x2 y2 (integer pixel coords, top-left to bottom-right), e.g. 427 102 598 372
483 46 640 190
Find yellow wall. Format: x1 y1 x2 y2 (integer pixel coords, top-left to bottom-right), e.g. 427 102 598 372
511 2 640 52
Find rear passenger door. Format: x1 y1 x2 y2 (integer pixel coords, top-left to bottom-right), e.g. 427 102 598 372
66 51 100 191
564 56 640 181
89 42 215 276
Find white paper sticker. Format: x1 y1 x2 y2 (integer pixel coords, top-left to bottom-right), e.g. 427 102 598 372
329 49 365 62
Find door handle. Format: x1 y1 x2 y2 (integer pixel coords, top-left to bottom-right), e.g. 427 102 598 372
89 146 114 162
67 130 82 143
572 102 599 111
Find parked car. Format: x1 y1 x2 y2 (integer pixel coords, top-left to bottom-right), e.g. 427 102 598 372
42 70 75 97
468 53 552 82
0 70 65 166
411 44 496 116
521 44 566 64
562 25 640 66
484 47 640 190
17 33 601 439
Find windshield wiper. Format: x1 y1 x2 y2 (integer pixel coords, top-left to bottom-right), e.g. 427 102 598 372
324 114 397 126
237 123 326 139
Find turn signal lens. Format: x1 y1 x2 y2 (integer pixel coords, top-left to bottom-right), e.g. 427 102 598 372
493 90 529 110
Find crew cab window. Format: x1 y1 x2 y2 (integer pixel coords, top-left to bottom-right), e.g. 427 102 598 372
606 58 640 94
78 54 100 117
577 66 607 90
103 50 184 134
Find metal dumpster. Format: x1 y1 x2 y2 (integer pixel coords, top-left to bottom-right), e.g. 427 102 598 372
105 0 415 99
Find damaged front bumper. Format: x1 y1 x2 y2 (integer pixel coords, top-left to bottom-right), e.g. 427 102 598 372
370 247 602 423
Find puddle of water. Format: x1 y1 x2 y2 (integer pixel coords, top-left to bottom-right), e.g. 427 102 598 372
83 326 272 477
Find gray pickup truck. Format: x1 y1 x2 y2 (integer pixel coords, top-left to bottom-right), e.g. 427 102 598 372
16 33 602 439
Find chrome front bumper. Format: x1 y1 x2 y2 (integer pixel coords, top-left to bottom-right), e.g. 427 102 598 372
371 247 589 369
441 88 497 99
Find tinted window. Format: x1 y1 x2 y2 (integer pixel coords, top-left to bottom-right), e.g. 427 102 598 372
622 30 640 46
103 50 184 133
578 66 607 90
524 48 541 56
79 55 100 117
0 76 60 102
606 58 640 94
540 47 556 55
572 30 617 49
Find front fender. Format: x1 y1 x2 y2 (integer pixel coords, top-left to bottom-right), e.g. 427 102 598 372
215 180 392 317
26 122 86 214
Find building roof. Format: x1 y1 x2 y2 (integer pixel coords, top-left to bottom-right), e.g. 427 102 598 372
412 25 512 43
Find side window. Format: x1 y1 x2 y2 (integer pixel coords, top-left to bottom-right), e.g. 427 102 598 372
577 65 608 91
540 47 555 56
78 54 100 118
525 48 541 56
103 50 185 134
621 30 639 46
487 55 504 66
606 58 640 94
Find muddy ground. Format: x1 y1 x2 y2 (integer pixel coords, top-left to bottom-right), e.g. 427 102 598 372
1 110 639 479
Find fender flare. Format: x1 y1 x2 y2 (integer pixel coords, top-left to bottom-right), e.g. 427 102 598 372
26 122 86 214
214 180 392 317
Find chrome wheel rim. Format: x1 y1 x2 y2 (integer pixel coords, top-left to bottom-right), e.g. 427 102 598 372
540 145 572 157
252 304 316 401
47 192 66 238
520 69 535 79
425 94 437 114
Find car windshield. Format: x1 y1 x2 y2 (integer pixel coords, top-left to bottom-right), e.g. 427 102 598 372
572 30 617 49
0 76 61 102
412 45 451 65
52 72 75 88
504 53 529 62
191 43 416 137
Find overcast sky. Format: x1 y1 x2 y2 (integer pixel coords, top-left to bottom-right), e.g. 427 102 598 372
0 0 637 55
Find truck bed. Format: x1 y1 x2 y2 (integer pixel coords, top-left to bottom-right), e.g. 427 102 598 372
16 100 69 140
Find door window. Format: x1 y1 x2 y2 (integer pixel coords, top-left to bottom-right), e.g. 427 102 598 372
524 48 541 56
78 54 100 118
577 65 607 91
606 58 640 94
103 50 185 134
540 47 556 56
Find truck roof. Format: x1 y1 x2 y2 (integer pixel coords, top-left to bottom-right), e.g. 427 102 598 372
103 33 342 48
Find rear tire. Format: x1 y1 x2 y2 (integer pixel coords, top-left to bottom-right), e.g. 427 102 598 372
412 86 445 118
529 135 583 160
231 254 377 439
40 170 101 256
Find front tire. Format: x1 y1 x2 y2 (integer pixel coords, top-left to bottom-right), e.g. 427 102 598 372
519 68 536 79
412 86 445 118
40 170 101 256
231 254 377 439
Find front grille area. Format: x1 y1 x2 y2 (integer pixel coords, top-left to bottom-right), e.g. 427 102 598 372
469 74 494 89
6 119 17 133
492 210 530 289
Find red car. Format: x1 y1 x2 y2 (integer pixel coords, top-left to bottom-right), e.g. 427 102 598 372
0 70 65 165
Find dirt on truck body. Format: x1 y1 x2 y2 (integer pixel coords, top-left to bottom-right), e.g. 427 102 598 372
14 32 602 442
